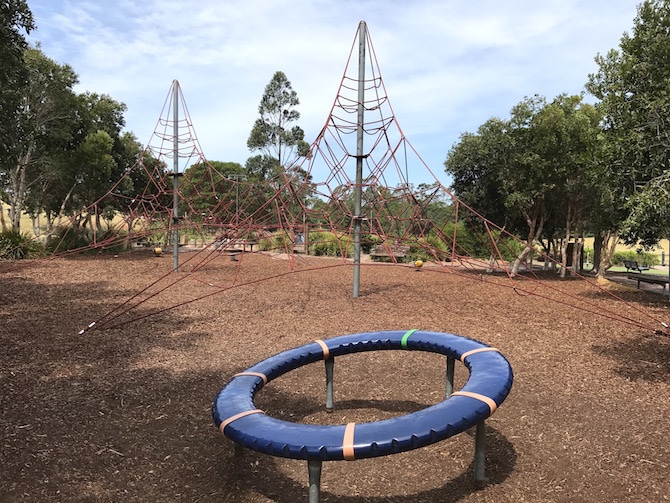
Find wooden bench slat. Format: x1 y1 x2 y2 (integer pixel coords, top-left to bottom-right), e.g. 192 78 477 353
370 244 410 261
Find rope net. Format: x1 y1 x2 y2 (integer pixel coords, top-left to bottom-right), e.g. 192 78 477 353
42 23 667 335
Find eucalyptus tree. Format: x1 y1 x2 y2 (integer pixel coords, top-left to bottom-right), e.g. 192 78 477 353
247 71 313 231
3 46 79 231
30 88 131 234
247 71 310 171
0 0 34 204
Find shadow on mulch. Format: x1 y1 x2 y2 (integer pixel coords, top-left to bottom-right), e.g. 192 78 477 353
592 332 670 383
226 422 516 503
232 385 518 502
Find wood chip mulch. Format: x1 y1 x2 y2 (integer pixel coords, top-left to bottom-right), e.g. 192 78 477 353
2 251 670 502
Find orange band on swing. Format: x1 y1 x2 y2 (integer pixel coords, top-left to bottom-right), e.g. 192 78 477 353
315 339 330 359
450 391 497 414
459 347 499 363
233 372 268 385
219 409 264 434
343 422 356 460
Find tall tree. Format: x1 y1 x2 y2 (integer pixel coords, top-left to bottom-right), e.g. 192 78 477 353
180 161 244 224
445 117 512 229
64 92 130 229
0 1 34 230
2 46 79 231
446 95 602 275
247 71 310 171
586 0 670 255
0 0 34 168
530 95 602 276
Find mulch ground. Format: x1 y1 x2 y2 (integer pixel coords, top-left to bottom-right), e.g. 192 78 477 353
1 250 670 502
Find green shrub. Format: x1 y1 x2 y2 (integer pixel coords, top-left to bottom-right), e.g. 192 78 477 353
308 231 353 257
409 232 448 262
95 229 128 253
611 250 660 267
46 226 91 253
498 236 533 262
583 247 594 264
0 230 45 259
361 234 379 254
258 231 291 251
46 226 128 254
439 222 498 259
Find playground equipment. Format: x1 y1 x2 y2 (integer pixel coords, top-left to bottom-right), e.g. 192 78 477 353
212 330 513 502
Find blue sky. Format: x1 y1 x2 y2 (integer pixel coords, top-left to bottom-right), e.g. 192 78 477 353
28 0 639 187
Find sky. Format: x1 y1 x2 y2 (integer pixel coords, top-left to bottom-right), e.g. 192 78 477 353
27 0 640 187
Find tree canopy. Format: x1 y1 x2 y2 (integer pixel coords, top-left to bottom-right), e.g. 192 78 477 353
445 94 602 274
0 45 142 234
587 0 670 249
0 0 34 175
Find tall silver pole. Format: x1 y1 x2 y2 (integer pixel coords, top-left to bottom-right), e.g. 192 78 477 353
172 80 180 272
352 21 366 298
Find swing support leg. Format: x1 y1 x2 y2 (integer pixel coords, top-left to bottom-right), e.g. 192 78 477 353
325 357 334 412
308 459 322 503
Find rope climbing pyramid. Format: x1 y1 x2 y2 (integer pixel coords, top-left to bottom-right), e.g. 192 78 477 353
58 21 668 336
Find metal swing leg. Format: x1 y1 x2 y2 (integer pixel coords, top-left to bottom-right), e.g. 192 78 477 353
325 357 334 412
308 459 322 503
474 420 487 484
446 356 455 397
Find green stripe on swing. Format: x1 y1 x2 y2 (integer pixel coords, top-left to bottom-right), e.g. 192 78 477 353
401 329 419 348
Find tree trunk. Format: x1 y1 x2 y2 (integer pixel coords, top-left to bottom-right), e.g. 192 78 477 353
79 213 91 234
511 207 545 276
595 230 619 279
573 236 584 274
8 147 35 232
45 211 55 237
560 206 572 278
32 214 41 237
486 225 506 274
560 203 583 278
0 203 7 232
554 241 560 271
125 215 136 250
593 233 603 273
54 183 77 231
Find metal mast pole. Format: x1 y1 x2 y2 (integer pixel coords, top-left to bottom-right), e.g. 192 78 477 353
352 21 366 298
172 80 181 272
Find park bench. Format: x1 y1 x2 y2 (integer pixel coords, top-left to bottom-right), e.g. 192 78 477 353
623 259 650 273
214 239 259 261
369 243 410 262
627 273 669 296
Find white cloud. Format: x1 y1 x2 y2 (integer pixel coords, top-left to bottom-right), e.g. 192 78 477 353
28 0 638 185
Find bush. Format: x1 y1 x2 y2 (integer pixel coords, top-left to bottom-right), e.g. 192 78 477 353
308 231 353 257
361 234 379 254
583 247 594 264
439 222 499 259
258 231 291 251
95 229 128 253
0 230 45 259
498 236 533 262
46 226 128 254
409 232 448 262
46 226 91 253
611 250 660 267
